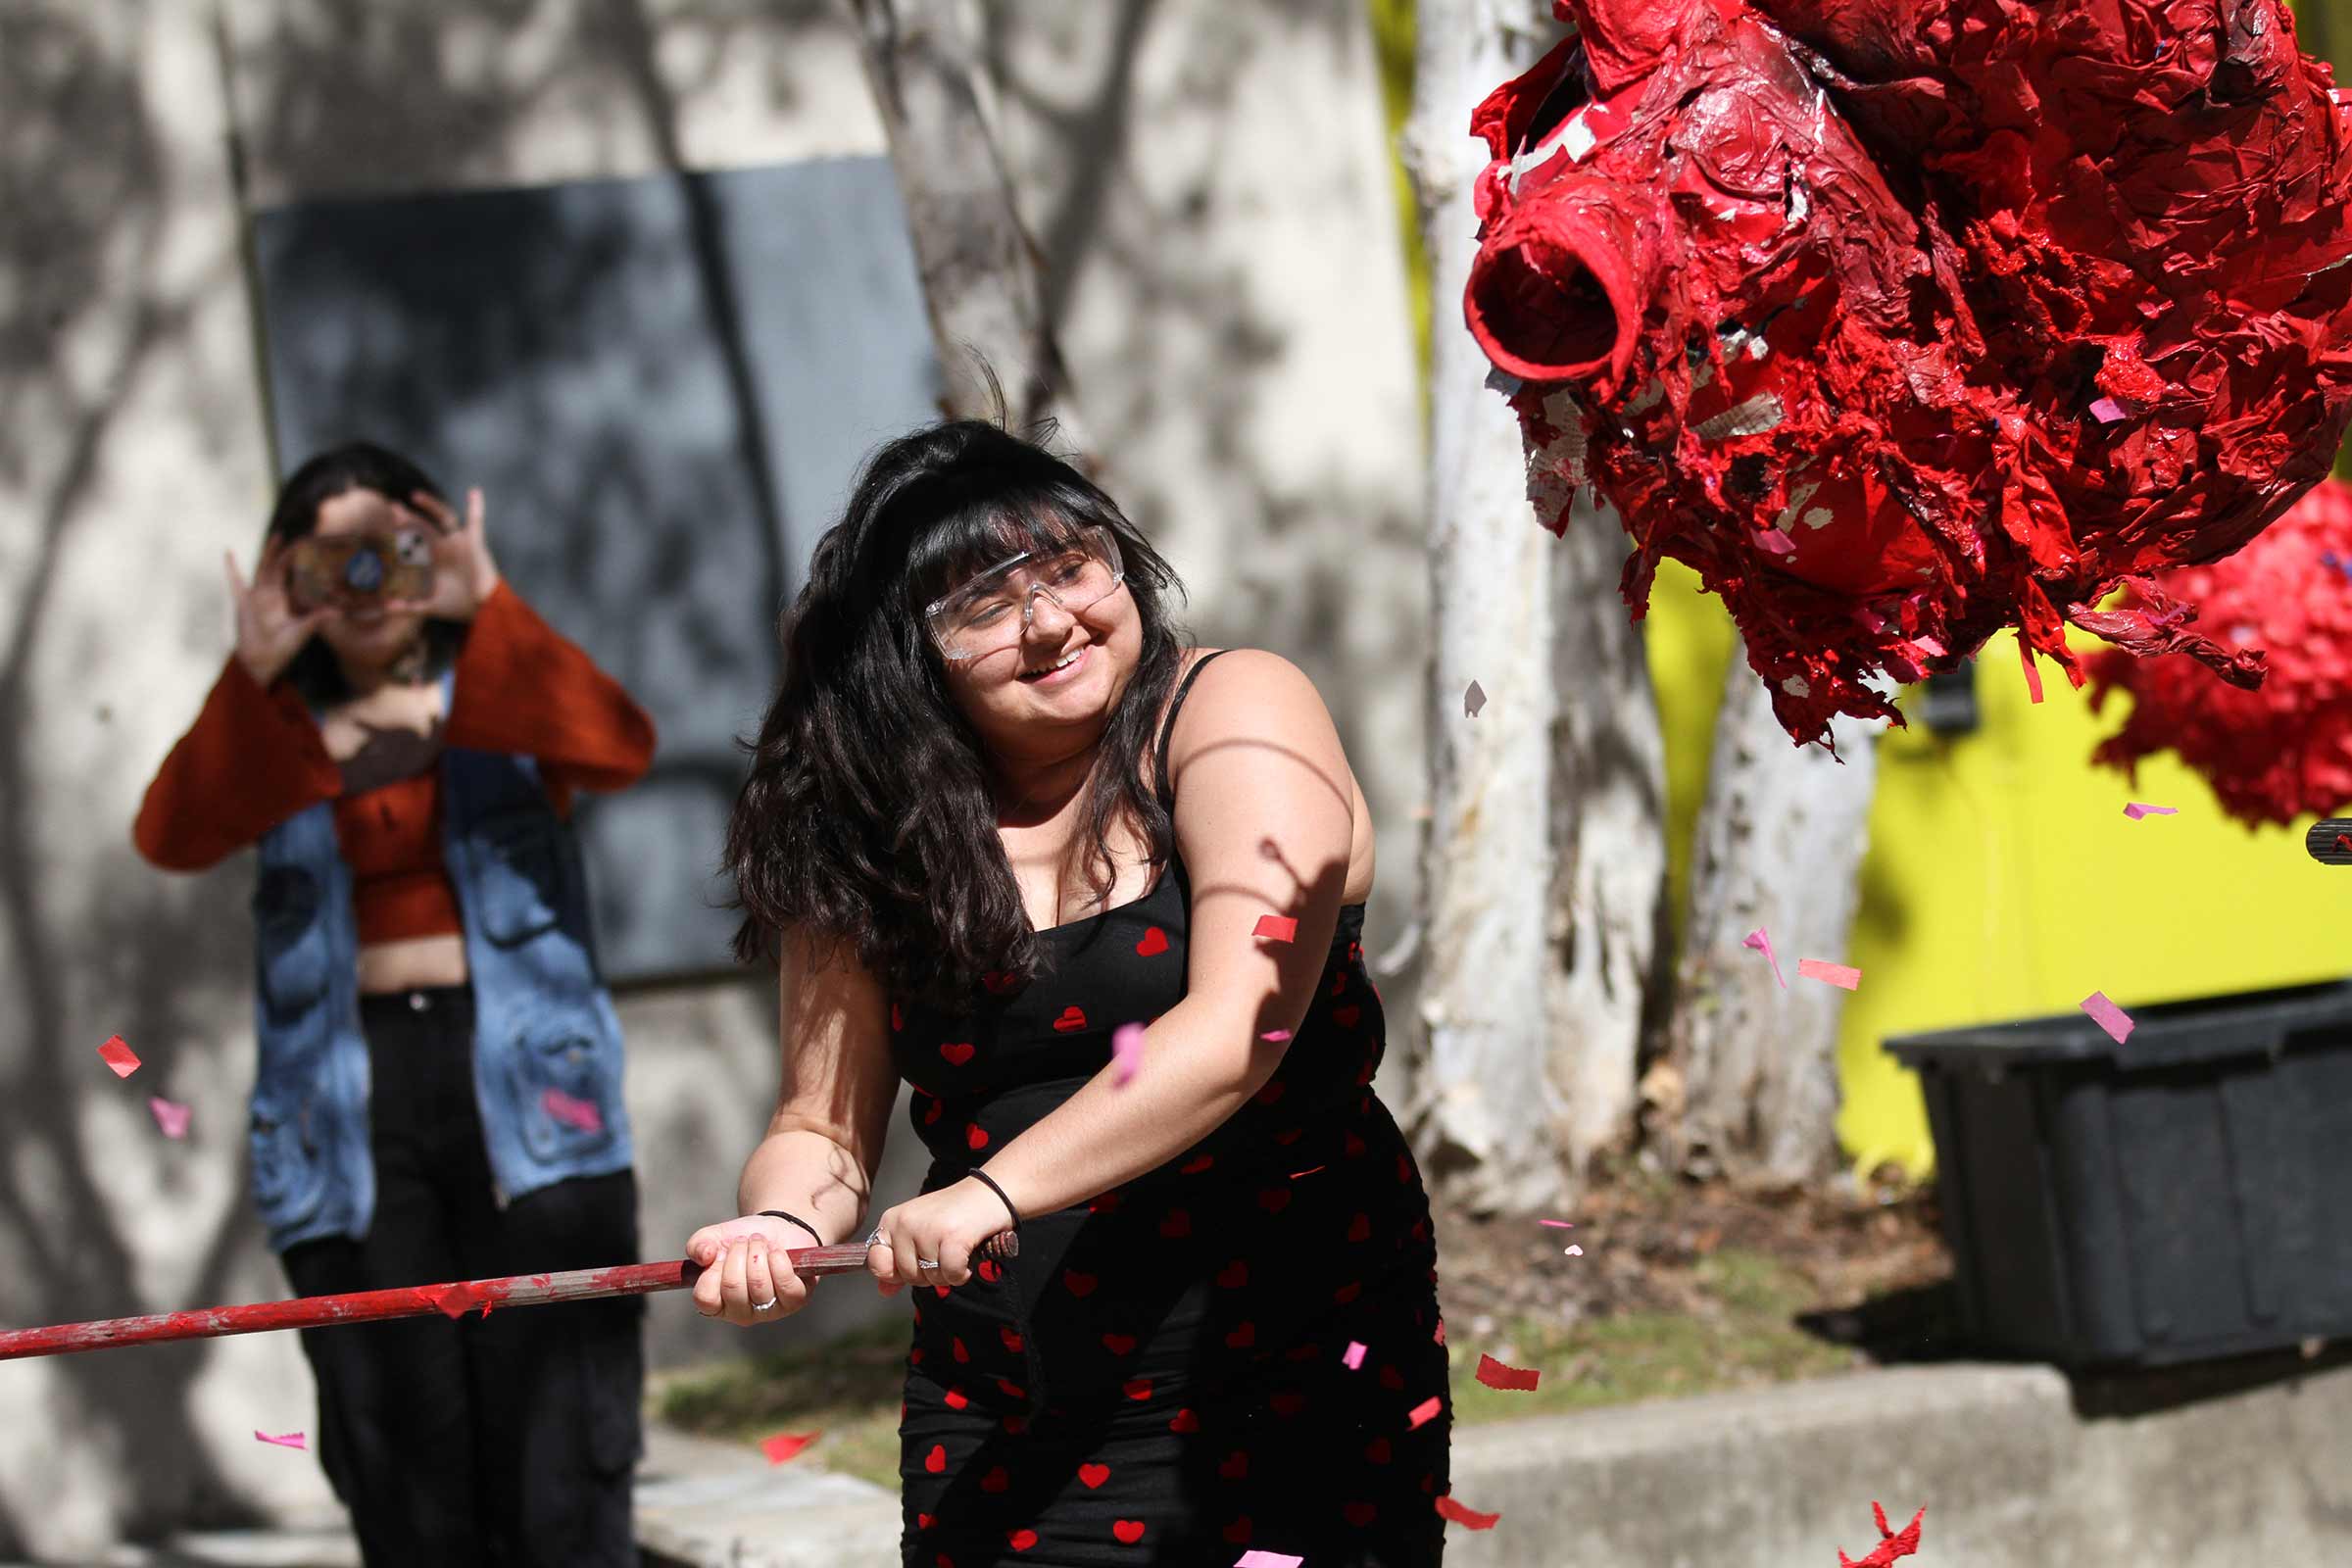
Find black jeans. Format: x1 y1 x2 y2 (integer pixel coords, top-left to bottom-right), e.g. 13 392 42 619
280 985 643 1568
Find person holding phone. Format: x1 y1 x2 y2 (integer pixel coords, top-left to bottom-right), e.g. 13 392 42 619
689 419 1451 1565
134 442 655 1567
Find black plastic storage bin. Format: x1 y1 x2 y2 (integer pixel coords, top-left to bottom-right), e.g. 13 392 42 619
1885 979 2352 1368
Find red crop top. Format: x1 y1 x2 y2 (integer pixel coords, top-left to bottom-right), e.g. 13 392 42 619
133 584 656 947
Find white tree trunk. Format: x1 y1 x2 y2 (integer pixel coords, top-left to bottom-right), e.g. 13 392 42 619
1650 645 1881 1186
1401 0 1664 1211
850 0 1089 445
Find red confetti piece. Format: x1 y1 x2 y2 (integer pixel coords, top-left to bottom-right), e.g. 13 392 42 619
2080 991 2135 1046
1435 1494 1502 1531
1742 928 1787 989
423 1282 488 1320
148 1097 192 1139
1288 1165 1324 1180
1252 914 1298 943
1406 1395 1443 1429
1837 1501 1927 1568
1343 1341 1367 1369
1111 1022 1146 1086
760 1431 818 1464
1796 958 1862 991
1474 1353 1540 1392
540 1086 603 1134
96 1036 140 1078
253 1430 306 1450
1538 1218 1575 1229
2121 802 2178 820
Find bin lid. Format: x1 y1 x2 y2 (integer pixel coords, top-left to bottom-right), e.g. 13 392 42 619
1882 977 2352 1070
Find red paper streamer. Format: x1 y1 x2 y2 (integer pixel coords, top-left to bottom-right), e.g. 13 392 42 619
1837 1501 1926 1567
2086 479 2352 825
1473 1352 1541 1392
1466 0 2352 744
1435 1494 1503 1530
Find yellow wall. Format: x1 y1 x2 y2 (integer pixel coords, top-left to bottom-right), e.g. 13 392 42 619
1644 561 2352 1181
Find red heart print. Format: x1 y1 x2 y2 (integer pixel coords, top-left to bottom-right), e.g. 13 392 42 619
1355 1059 1377 1086
1158 1208 1191 1239
980 1465 1009 1494
917 1513 934 1530
1003 1414 1028 1435
1344 1132 1366 1156
1168 1407 1200 1433
934 1284 951 1298
1007 1529 1037 1551
892 1003 905 1031
966 1123 990 1150
1333 1281 1362 1304
1330 970 1348 998
1122 1377 1153 1401
1257 1187 1291 1214
1343 1501 1377 1527
1222 1515 1252 1544
944 1387 968 1409
1396 1153 1413 1183
1253 1079 1286 1106
1378 1364 1405 1390
1347 1212 1372 1243
1078 1462 1110 1489
997 1377 1027 1398
1333 1004 1361 1028
1218 1449 1250 1480
1364 1437 1392 1464
1215 1259 1249 1289
908 1348 925 1366
981 970 1019 995
923 1098 944 1126
1090 1189 1124 1214
1135 926 1169 956
940 1042 975 1065
1224 1321 1256 1349
953 1337 969 1362
1052 1005 1088 1032
1101 1333 1138 1355
1112 1521 1146 1544
1179 1154 1215 1175
977 1258 1003 1283
1000 1326 1024 1353
1269 1392 1305 1416
1274 1126 1304 1145
1433 1316 1447 1346
1063 1271 1098 1298
924 1444 947 1474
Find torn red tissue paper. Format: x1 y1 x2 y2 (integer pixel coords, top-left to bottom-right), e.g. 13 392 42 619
760 1431 818 1464
1474 1353 1541 1391
96 1036 140 1078
1434 1494 1503 1530
2085 479 2352 826
1465 0 2352 746
1837 1501 1926 1567
1796 958 1861 991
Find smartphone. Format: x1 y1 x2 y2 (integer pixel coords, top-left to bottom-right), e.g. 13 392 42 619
288 529 434 612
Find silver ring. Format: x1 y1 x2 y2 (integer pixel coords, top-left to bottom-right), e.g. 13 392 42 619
867 1227 886 1248
751 1296 779 1313
915 1258 940 1270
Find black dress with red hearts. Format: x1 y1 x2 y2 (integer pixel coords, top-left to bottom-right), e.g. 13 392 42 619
888 657 1451 1566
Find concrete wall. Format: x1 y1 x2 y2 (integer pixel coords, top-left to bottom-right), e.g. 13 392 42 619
0 0 1423 1555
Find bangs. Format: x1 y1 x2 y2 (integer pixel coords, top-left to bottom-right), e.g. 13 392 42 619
901 480 1118 612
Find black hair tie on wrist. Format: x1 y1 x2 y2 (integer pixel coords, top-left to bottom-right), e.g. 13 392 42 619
759 1209 825 1248
967 1169 1022 1234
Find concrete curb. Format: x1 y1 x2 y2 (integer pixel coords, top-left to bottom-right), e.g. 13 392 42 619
638 1357 2352 1567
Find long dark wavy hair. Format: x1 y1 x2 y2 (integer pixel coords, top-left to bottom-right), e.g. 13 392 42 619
263 441 466 708
725 419 1189 1009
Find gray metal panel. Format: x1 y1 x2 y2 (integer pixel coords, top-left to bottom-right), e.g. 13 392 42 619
250 160 938 979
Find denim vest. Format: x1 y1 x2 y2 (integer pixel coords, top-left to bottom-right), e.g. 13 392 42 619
248 735 633 1252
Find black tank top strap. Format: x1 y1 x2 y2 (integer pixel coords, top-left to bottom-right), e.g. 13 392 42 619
1153 649 1238 811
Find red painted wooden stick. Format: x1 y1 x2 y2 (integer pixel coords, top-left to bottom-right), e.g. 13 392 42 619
0 1234 1013 1362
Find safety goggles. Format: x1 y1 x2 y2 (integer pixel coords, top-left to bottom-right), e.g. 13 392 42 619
923 525 1126 662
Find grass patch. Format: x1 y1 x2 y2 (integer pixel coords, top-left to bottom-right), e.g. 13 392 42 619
654 1247 1857 1484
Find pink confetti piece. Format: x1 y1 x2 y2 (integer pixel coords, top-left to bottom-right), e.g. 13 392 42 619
1435 1494 1502 1530
1406 1395 1443 1429
2122 801 2178 819
1343 1341 1367 1370
253 1430 306 1450
1742 928 1787 990
1755 526 1798 556
1237 1553 1305 1568
1111 1022 1147 1086
539 1086 604 1134
1796 958 1862 991
1538 1218 1575 1229
1474 1353 1540 1392
1464 679 1487 717
1564 1244 1585 1256
2088 395 2129 423
2080 991 2135 1046
148 1097 192 1139
1251 914 1298 944
1257 1028 1293 1043
760 1431 818 1464
96 1035 140 1079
